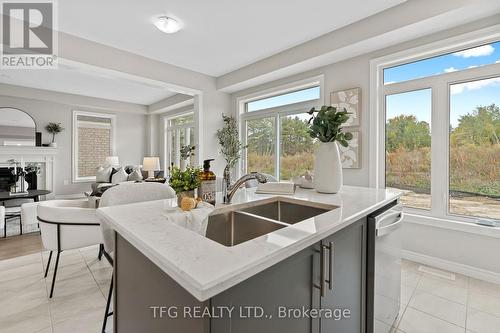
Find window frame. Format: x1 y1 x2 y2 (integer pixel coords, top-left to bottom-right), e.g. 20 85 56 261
237 75 324 180
162 109 196 170
72 110 116 183
370 25 500 224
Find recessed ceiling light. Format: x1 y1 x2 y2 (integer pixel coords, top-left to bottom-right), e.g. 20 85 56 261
153 16 181 34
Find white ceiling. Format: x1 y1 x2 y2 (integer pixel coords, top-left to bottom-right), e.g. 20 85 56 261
58 0 406 77
0 62 177 105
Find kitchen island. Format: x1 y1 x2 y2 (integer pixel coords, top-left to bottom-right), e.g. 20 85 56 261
97 186 402 333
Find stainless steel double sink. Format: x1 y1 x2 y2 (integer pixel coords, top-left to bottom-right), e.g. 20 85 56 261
205 197 337 247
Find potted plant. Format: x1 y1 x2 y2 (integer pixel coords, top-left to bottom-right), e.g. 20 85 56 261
45 122 64 147
216 114 247 185
307 105 353 193
179 145 196 171
168 165 202 206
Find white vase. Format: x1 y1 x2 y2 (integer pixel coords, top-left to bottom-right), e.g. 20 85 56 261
15 178 29 192
314 142 343 193
49 142 57 148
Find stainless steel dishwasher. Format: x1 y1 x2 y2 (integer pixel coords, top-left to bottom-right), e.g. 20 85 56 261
367 202 404 333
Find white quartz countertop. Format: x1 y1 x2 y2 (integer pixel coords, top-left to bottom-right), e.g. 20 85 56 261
97 186 401 301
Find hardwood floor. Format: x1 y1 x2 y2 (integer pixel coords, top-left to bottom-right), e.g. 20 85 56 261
0 233 44 260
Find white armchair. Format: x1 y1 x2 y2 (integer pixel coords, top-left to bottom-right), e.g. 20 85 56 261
37 199 103 298
98 182 176 333
21 202 39 234
0 206 5 238
99 182 175 254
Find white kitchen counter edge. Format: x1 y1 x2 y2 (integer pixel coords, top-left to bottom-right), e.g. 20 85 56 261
97 186 401 301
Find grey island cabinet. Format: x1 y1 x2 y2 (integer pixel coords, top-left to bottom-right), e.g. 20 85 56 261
114 217 368 333
96 186 402 333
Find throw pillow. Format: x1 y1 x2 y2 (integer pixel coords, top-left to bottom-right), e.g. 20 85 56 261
96 166 112 183
111 167 128 184
128 169 143 181
124 165 142 174
110 167 119 180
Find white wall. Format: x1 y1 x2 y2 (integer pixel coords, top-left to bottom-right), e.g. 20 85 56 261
229 17 500 278
230 56 370 186
402 221 500 282
0 90 147 196
200 90 232 176
151 91 232 178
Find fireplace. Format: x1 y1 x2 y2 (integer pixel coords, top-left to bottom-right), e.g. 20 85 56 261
0 167 38 192
0 146 56 198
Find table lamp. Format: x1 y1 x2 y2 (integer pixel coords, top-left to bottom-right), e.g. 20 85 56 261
143 157 160 179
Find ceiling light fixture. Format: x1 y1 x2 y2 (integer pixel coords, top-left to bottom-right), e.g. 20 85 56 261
153 16 181 34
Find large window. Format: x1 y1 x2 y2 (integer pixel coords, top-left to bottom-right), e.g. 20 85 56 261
246 117 276 176
165 112 195 169
384 41 500 84
72 111 115 182
449 78 500 219
247 86 321 112
240 79 322 181
385 89 432 210
375 37 500 223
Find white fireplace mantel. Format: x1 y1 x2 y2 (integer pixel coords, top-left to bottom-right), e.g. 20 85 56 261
0 146 58 197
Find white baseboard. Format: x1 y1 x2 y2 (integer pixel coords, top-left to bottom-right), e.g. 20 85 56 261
402 250 500 285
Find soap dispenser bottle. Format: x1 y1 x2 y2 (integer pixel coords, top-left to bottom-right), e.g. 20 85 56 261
198 159 216 205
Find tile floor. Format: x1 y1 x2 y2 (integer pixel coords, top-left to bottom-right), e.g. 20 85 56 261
395 260 500 333
1 236 500 333
0 244 112 333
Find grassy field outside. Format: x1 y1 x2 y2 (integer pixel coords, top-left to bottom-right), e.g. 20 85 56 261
386 144 499 197
244 104 498 219
248 152 315 181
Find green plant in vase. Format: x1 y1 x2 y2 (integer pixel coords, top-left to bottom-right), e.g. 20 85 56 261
216 114 247 184
168 165 202 206
307 106 353 145
45 122 64 147
306 105 353 193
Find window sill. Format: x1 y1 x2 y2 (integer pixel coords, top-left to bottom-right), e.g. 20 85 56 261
404 212 500 239
72 177 96 184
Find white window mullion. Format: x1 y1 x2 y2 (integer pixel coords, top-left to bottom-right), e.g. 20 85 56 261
186 127 191 146
275 114 281 181
165 129 170 168
241 120 248 176
175 129 181 167
430 83 449 218
378 89 387 188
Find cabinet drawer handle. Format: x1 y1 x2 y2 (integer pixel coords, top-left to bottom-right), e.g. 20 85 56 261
328 242 334 290
315 244 333 297
321 245 327 297
314 245 328 297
